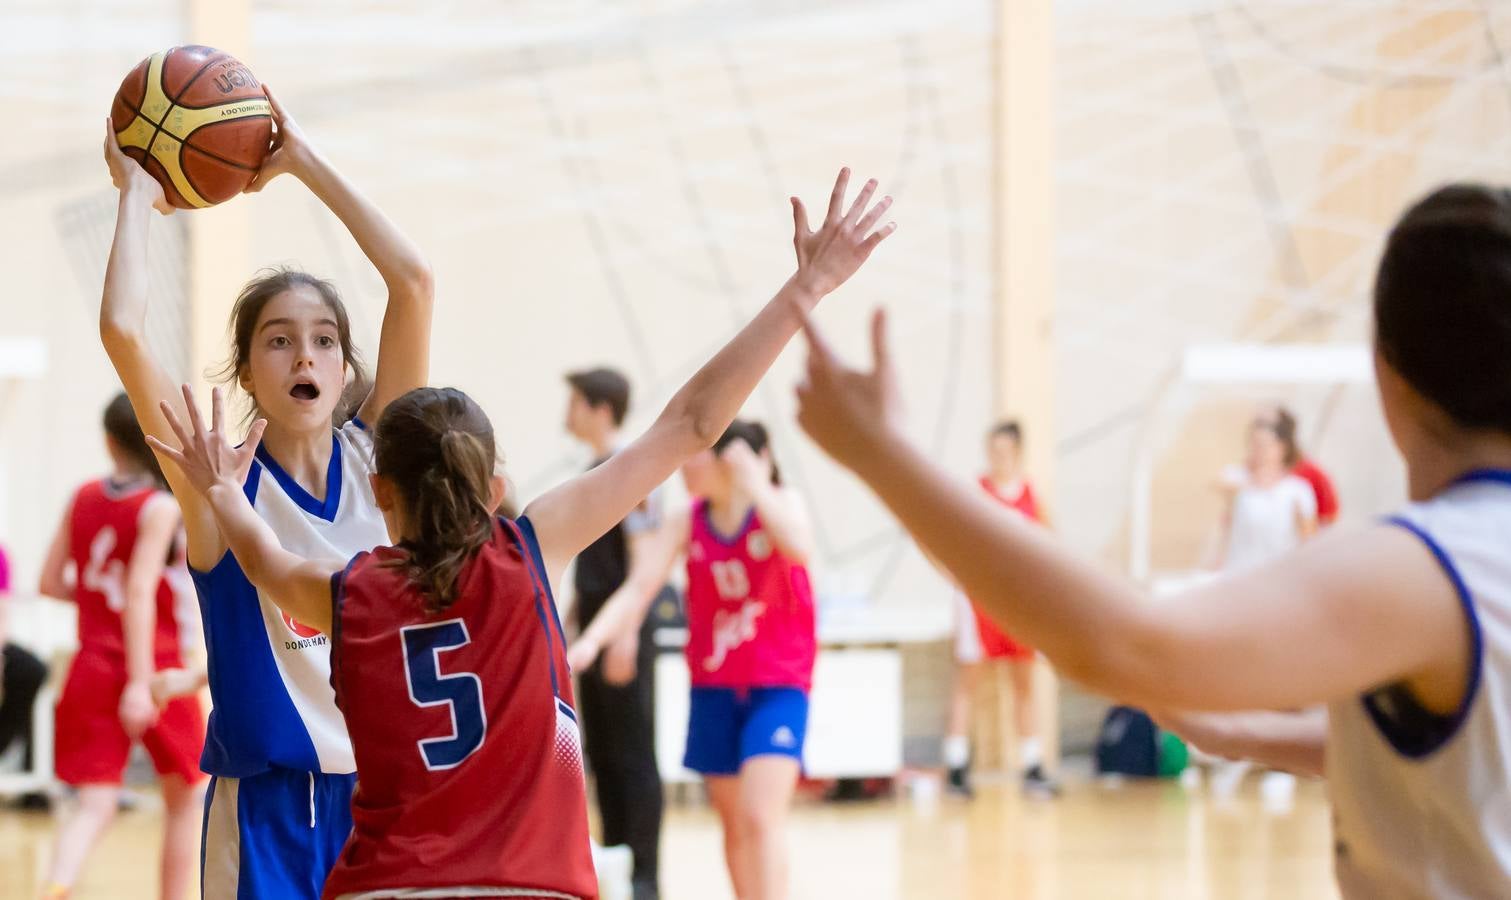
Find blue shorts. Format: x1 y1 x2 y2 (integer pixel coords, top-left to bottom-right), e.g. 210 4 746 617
201 767 357 899
683 687 809 776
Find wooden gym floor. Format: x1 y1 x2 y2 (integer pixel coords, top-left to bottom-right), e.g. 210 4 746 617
0 773 1337 899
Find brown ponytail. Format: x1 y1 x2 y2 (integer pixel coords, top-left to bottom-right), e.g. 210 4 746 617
1260 407 1302 469
373 387 498 612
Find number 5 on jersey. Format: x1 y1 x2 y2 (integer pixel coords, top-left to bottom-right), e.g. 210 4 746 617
401 620 487 770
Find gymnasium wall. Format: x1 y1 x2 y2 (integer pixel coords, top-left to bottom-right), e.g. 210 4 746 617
2 0 997 638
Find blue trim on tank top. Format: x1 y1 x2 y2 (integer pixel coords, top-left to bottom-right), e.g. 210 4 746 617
1367 516 1484 759
253 432 343 522
328 552 366 714
515 516 567 648
1452 468 1511 488
501 518 561 697
243 460 262 507
700 499 756 547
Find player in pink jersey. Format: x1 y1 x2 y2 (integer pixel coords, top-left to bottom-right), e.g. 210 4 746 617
35 394 206 900
149 169 895 899
571 420 816 900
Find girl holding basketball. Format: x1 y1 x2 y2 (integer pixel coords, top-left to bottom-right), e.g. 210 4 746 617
146 169 893 899
795 184 1511 896
36 394 204 900
570 420 817 900
100 85 435 897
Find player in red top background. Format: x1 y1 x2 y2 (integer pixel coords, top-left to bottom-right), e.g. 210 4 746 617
36 393 206 900
943 421 1058 797
148 168 895 899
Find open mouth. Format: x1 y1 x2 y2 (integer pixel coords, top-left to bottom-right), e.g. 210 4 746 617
289 381 320 402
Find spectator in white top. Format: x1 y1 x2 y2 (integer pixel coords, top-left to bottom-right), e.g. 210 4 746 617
1216 409 1318 574
1207 408 1319 801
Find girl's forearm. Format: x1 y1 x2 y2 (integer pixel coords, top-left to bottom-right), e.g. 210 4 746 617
293 149 432 290
658 277 816 452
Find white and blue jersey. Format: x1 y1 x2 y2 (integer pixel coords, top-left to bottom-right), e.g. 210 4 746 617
1329 469 1511 898
191 419 388 777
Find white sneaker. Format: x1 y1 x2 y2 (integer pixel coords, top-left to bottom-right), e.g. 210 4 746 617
1210 759 1252 801
1260 771 1297 812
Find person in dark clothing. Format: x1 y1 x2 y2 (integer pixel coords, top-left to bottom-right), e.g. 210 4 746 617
0 543 48 781
562 367 667 900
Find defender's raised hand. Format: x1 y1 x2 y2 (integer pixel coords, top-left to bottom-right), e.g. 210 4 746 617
795 308 904 469
790 168 896 300
146 385 267 495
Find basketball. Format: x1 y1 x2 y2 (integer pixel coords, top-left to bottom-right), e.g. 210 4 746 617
110 46 272 209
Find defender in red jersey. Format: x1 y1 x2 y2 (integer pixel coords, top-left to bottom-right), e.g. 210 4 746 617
329 515 592 898
943 421 1059 798
571 421 817 900
147 169 896 900
35 394 205 900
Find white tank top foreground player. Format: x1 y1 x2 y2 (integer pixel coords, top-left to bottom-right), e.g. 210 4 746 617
1328 472 1511 897
793 183 1511 899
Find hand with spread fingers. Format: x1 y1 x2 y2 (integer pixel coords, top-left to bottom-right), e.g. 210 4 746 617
145 385 267 496
795 307 905 471
789 168 897 302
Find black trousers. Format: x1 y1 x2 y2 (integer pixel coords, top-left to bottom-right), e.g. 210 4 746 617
0 643 47 768
577 606 664 892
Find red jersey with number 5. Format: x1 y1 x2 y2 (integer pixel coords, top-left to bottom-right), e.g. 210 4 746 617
323 516 596 900
685 499 817 691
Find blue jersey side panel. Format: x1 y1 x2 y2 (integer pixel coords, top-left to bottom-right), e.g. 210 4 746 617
193 552 320 776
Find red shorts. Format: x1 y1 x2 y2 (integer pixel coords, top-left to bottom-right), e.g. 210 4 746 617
954 594 1035 663
54 651 206 786
975 608 1034 661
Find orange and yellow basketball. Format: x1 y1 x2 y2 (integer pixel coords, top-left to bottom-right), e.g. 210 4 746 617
110 46 272 209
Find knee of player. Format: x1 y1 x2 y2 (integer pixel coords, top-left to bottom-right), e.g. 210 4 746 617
77 787 123 819
735 799 785 839
159 777 207 810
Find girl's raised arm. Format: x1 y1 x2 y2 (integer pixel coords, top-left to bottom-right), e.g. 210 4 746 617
526 168 894 582
99 122 224 569
245 88 435 427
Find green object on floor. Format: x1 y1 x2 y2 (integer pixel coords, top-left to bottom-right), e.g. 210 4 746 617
1157 730 1188 777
